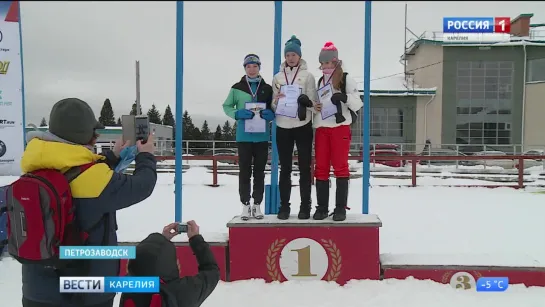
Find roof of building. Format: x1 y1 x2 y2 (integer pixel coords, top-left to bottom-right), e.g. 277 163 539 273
26 126 123 134
26 123 173 131
354 75 437 96
403 34 545 57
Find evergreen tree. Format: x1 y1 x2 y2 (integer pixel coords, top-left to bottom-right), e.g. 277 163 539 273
147 104 162 124
213 124 222 140
182 110 195 140
200 120 211 140
221 120 232 141
98 98 116 126
192 127 202 140
230 121 237 140
130 101 143 115
116 117 122 126
39 117 47 127
162 105 175 127
162 105 176 147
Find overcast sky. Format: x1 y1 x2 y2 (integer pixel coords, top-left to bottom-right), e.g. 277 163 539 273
19 1 545 129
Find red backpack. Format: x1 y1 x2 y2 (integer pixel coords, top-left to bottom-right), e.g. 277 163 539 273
5 163 96 269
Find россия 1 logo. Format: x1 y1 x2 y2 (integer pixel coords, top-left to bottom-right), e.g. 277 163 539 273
443 17 510 33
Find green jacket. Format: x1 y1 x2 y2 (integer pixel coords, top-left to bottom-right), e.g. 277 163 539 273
222 76 273 142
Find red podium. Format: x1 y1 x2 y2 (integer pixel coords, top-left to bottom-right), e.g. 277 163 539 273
227 214 382 285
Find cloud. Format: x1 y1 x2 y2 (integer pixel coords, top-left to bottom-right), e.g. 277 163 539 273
17 1 545 127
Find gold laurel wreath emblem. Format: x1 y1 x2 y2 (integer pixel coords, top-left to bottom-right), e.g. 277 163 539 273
266 239 287 281
321 239 342 282
265 238 342 282
441 271 483 284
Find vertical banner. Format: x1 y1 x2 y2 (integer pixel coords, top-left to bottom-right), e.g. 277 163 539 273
0 1 24 176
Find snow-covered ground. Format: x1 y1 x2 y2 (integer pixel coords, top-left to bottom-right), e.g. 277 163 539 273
2 168 545 306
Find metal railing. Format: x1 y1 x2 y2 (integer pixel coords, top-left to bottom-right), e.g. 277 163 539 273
95 140 545 157
126 154 545 188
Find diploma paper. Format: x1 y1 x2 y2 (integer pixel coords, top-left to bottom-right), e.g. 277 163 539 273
275 85 302 118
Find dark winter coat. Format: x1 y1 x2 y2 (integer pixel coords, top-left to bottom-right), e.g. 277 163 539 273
119 233 220 307
20 132 158 306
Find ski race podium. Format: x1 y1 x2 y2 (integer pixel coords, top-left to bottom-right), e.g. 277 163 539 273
227 214 382 283
117 214 384 285
114 213 545 287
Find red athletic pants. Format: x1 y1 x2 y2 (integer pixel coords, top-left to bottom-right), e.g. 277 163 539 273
314 125 351 181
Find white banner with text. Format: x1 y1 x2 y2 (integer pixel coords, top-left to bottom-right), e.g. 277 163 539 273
0 1 24 176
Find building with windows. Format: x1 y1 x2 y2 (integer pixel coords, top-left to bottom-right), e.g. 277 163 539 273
25 124 174 154
351 76 436 153
399 13 545 153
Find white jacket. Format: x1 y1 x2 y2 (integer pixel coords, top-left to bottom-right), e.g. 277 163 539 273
313 73 363 128
271 59 317 129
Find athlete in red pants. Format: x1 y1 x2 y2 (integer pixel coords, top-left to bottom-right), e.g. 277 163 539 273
312 42 363 221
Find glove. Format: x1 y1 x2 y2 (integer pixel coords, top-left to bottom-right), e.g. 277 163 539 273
297 94 313 108
329 93 347 124
235 109 255 120
297 94 312 121
331 93 347 106
114 145 138 173
260 109 275 121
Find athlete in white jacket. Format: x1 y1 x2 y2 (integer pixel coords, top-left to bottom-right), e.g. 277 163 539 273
312 41 363 222
271 35 317 220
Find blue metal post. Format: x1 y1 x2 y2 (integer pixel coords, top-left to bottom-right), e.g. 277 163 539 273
362 1 372 214
17 1 27 148
269 0 282 214
174 1 184 222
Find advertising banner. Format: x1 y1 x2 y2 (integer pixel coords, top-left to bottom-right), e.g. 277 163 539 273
0 1 24 176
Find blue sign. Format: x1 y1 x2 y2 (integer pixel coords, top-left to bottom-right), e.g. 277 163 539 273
60 246 136 259
443 17 494 33
59 276 160 293
476 277 509 292
104 277 160 293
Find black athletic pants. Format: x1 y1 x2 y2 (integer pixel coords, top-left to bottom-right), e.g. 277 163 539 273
237 141 269 205
22 298 114 307
276 122 313 207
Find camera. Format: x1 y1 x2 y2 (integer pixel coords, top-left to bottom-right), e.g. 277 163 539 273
122 115 150 144
177 223 188 234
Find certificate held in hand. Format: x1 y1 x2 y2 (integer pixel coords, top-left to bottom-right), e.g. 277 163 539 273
318 84 337 120
275 85 301 118
244 102 267 133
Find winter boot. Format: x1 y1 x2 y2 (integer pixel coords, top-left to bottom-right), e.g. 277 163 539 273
240 202 251 221
252 203 264 219
332 178 349 221
313 179 330 220
298 203 311 220
277 204 291 220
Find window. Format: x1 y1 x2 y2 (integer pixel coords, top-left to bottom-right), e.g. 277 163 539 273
370 107 404 137
455 61 514 145
527 58 545 82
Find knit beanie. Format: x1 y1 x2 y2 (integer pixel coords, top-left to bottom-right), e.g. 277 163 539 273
284 35 302 57
243 54 261 67
319 41 339 63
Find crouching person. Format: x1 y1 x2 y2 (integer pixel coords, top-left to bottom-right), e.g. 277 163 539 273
120 220 220 307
